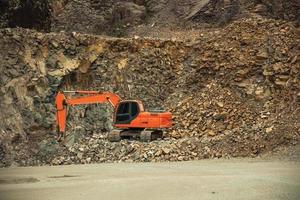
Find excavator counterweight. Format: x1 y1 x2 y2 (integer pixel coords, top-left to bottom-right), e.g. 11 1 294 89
55 91 172 142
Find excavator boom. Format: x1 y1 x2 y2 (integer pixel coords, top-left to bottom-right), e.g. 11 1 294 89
55 91 121 134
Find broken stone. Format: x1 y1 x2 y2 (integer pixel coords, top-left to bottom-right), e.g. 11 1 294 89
266 126 273 133
162 147 171 154
77 152 83 160
207 130 216 137
256 50 269 60
216 102 224 108
64 126 85 147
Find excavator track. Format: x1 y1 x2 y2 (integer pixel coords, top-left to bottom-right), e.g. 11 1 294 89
108 129 122 142
140 130 163 142
140 131 152 142
108 129 164 142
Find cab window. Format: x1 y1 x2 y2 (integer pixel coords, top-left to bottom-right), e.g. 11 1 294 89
116 102 139 124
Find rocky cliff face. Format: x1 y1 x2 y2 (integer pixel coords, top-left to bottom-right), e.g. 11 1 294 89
51 0 300 36
0 17 299 166
1 0 299 35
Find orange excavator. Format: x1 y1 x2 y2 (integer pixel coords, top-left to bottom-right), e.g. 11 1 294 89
55 90 172 142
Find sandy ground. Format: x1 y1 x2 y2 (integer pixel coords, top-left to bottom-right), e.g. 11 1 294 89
0 158 299 200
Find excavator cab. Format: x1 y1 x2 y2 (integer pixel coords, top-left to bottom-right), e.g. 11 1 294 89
115 101 140 124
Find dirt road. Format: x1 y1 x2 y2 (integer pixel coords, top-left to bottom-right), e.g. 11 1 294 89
0 159 299 200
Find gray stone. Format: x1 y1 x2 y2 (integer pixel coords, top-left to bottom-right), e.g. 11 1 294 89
64 126 85 147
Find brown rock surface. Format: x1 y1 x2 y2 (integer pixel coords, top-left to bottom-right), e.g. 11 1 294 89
0 16 299 167
1 0 299 36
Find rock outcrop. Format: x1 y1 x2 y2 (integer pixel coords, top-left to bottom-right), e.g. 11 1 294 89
0 17 299 167
1 0 299 36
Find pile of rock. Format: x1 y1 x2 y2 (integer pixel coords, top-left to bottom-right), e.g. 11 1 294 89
164 18 300 161
50 135 202 165
167 17 300 139
28 134 264 166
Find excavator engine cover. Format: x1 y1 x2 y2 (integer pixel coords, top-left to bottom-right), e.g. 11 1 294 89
114 100 172 129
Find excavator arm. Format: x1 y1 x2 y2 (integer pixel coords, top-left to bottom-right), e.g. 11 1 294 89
55 91 121 136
